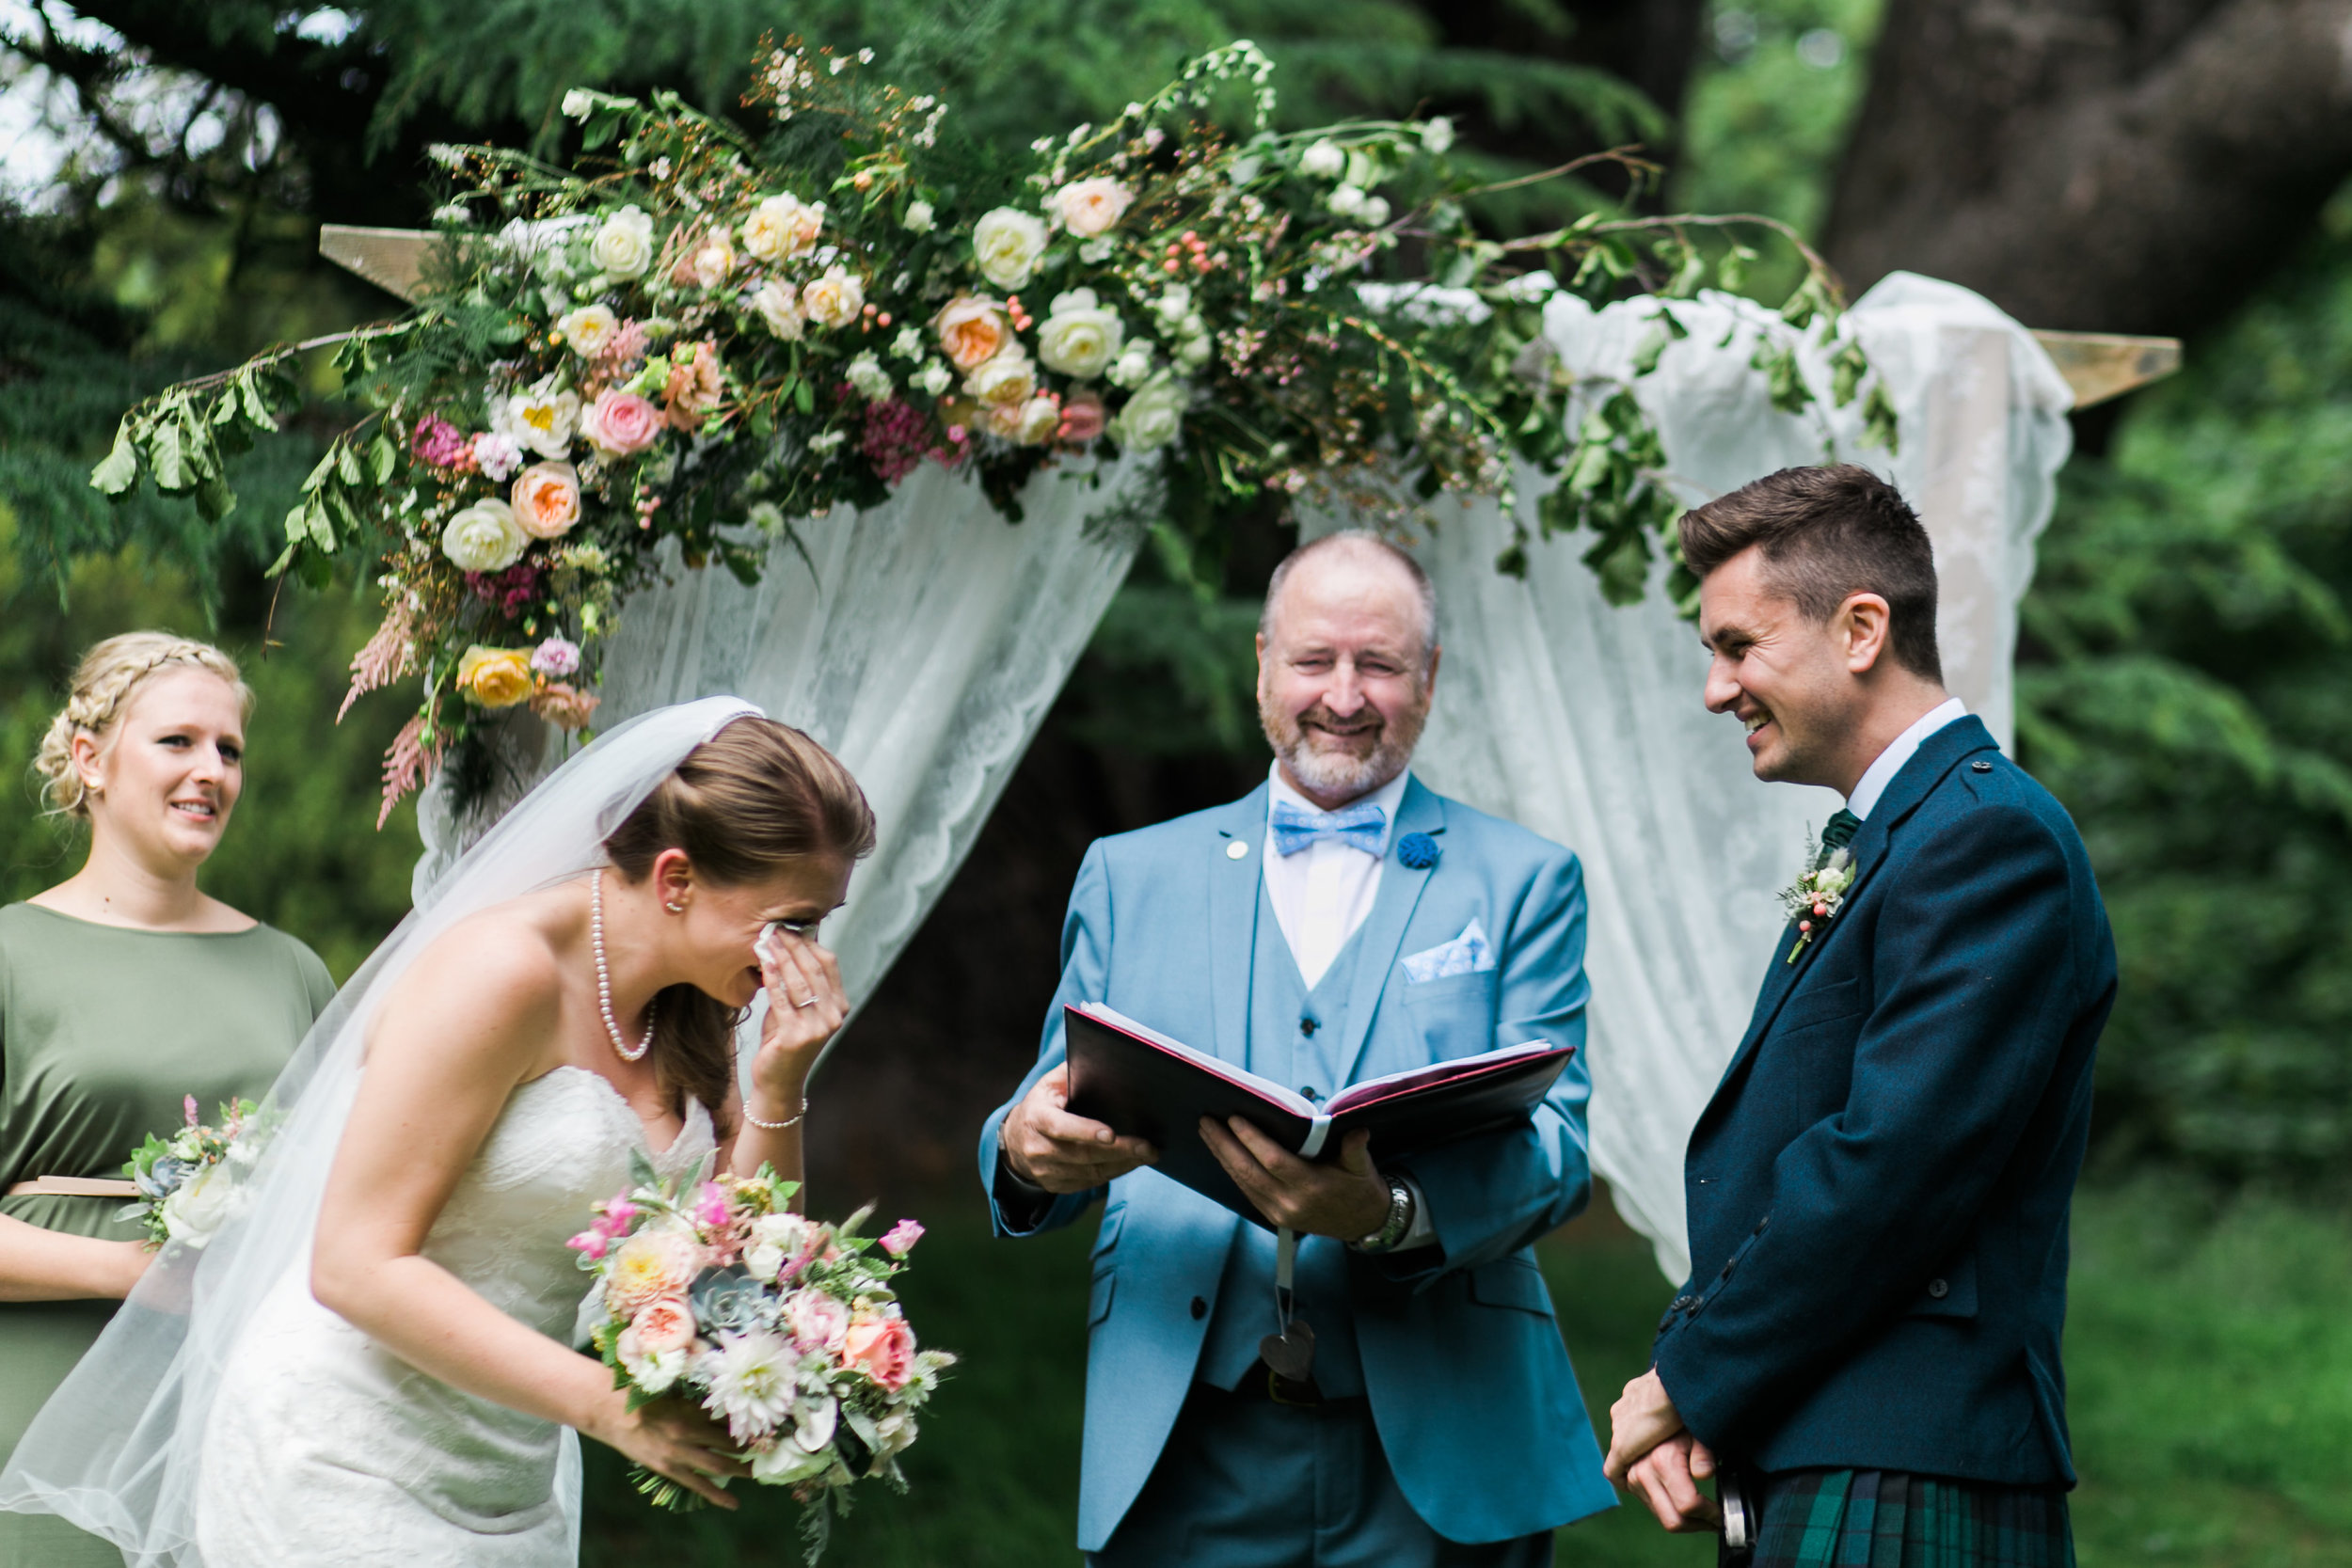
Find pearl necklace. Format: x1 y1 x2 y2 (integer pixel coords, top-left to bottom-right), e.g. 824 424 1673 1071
590 869 657 1063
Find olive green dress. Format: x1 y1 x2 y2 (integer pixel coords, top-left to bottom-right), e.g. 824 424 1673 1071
0 903 334 1567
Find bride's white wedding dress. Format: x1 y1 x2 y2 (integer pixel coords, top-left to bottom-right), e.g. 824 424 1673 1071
195 1069 715 1567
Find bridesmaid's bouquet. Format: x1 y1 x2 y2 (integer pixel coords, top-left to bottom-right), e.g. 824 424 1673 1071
569 1152 952 1546
120 1095 268 1250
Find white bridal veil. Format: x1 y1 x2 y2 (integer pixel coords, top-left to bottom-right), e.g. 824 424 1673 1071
0 697 758 1566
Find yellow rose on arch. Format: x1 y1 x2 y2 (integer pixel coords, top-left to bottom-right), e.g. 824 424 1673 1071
454 646 538 708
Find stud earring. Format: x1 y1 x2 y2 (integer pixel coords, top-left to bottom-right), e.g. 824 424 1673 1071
665 900 687 913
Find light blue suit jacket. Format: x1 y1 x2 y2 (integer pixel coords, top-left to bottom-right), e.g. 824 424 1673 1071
977 778 1616 1550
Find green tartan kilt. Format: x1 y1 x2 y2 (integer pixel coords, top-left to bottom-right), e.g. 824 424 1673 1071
1744 1469 2074 1568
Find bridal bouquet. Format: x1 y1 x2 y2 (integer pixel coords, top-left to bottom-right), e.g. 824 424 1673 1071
88 38 1890 821
120 1095 269 1250
570 1151 951 1547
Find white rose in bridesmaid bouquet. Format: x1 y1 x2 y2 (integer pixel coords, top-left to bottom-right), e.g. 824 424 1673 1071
800 265 865 329
440 499 528 572
161 1162 235 1247
1112 371 1186 451
589 205 656 279
1036 288 1124 380
972 206 1048 289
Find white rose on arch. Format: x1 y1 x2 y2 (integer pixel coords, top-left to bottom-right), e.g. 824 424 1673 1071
801 266 866 329
495 381 580 459
740 193 826 262
750 279 804 341
441 499 529 573
552 303 619 358
962 345 1037 409
1112 371 1187 451
1298 138 1345 179
589 206 656 279
1010 394 1063 445
1036 289 1125 380
1052 177 1134 238
972 207 1049 290
845 351 894 403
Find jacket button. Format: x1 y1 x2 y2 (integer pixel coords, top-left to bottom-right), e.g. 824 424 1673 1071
1299 1016 1319 1037
1971 760 1993 773
1190 1296 1208 1320
1927 1277 1949 1299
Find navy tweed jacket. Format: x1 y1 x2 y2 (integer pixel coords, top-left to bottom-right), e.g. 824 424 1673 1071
1651 715 2116 1486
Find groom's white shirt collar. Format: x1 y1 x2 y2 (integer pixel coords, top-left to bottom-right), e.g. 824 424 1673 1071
1263 762 1412 990
1847 696 1968 819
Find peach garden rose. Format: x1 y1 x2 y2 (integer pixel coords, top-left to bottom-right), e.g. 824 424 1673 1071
934 296 1010 371
509 461 581 539
841 1309 915 1389
603 1221 703 1317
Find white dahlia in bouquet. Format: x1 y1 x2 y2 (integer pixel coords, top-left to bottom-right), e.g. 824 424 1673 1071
569 1151 951 1546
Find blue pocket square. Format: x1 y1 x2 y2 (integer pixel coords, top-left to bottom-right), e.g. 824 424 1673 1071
1401 920 1495 983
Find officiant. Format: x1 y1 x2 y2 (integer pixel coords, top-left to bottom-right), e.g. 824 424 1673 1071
977 532 1614 1566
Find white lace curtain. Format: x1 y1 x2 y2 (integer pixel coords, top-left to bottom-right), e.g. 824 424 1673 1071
415 456 1149 1045
1316 273 2075 1281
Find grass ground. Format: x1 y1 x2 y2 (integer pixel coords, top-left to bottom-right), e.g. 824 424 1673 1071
580 1182 2352 1567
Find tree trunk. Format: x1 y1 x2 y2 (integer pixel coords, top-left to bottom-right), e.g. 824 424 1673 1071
1822 0 2352 338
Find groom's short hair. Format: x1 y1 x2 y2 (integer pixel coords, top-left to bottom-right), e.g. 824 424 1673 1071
1678 464 1942 681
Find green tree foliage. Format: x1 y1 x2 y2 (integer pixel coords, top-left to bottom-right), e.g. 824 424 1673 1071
2019 206 2352 1180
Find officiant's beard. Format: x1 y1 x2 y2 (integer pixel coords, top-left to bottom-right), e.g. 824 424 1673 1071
1262 695 1426 801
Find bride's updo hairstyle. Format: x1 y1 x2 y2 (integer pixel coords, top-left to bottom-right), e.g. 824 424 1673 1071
34 631 253 819
603 716 876 1121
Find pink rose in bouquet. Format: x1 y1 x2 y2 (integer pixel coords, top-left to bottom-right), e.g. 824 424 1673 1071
627 1297 698 1356
842 1309 916 1389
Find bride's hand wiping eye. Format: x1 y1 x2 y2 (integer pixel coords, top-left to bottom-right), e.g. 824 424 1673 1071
750 924 848 1113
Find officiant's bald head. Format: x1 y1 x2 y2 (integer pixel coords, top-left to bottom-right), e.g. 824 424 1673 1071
1257 531 1440 808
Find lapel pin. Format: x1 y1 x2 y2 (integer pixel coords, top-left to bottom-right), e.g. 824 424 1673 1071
1226 840 1250 860
1396 832 1438 870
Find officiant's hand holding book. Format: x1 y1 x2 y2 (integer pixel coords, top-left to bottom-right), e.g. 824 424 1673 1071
1060 1003 1575 1227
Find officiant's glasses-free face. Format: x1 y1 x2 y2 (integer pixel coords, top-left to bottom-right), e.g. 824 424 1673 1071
1256 550 1438 805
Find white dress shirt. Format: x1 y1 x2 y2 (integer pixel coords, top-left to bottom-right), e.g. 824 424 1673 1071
1263 763 1413 990
1848 697 1968 818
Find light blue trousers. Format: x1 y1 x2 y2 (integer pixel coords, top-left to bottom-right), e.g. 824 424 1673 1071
1089 1385 1553 1568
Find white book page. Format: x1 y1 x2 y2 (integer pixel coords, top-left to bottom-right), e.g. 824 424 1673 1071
1075 1002 1317 1118
1324 1040 1559 1115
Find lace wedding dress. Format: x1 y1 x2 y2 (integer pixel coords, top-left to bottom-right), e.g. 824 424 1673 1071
193 1069 716 1567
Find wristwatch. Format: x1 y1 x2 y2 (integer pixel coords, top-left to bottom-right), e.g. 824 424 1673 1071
1350 1174 1414 1254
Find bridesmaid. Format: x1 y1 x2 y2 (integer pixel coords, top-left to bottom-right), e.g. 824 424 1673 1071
0 633 334 1567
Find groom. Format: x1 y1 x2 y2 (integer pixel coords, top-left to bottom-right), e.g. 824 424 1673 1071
978 531 1614 1564
1604 466 2116 1563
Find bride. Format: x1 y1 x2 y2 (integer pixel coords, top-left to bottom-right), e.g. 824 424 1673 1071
0 698 876 1565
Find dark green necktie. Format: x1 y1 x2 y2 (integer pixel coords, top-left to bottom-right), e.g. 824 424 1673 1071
1820 809 1862 852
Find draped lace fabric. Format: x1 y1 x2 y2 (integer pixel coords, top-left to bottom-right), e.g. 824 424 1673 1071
0 698 757 1566
1312 273 2074 1281
416 457 1149 1075
196 1080 714 1567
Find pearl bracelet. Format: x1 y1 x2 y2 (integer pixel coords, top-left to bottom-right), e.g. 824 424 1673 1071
742 1099 806 1132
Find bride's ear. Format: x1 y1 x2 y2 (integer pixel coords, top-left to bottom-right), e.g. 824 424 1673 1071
650 848 695 912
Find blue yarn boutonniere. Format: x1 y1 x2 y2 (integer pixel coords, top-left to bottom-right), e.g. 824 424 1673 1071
1396 832 1439 870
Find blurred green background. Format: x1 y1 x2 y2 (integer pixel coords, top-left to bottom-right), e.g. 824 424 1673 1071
6 0 2352 1561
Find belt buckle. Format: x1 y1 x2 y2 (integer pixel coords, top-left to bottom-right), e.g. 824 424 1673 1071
1265 1368 1322 1408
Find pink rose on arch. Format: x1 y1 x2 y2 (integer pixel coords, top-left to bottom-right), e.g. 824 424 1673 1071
1057 391 1106 445
879 1218 926 1258
628 1297 698 1356
841 1309 915 1389
785 1287 849 1353
580 388 664 458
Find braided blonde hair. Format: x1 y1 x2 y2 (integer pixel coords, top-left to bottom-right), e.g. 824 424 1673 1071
34 633 253 820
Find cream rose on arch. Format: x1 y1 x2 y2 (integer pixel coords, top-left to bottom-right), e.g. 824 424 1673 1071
801 265 865 329
739 193 825 261
441 499 528 573
972 207 1048 289
1052 177 1134 237
1112 370 1187 451
962 345 1037 408
749 279 803 341
1036 288 1125 380
553 303 619 358
589 205 656 279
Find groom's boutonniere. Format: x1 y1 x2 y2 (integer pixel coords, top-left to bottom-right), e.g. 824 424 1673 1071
1778 833 1857 964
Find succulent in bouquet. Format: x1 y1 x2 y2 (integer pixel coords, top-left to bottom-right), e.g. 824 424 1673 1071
121 1095 272 1250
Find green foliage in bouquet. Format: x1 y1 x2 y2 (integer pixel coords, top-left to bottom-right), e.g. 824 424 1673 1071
82 39 1891 820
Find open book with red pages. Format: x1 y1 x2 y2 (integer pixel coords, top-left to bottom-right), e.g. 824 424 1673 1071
1061 1002 1576 1227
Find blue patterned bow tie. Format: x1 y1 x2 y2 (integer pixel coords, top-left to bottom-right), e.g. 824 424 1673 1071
1270 800 1387 858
